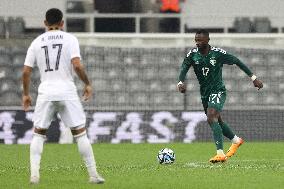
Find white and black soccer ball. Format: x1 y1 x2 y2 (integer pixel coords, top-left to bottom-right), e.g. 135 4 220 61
157 148 175 164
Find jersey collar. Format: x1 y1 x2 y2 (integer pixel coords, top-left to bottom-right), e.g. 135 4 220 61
197 45 212 57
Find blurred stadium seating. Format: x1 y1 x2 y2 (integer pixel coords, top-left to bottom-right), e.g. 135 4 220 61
0 39 283 110
2 0 284 34
7 17 25 38
0 17 6 38
0 0 283 111
253 17 272 33
0 1 283 144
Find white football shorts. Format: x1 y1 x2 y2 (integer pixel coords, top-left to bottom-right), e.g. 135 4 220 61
33 100 86 129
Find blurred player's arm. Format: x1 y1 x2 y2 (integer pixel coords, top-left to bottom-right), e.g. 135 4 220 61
71 57 92 101
177 57 192 93
22 43 35 111
222 53 263 90
22 66 32 111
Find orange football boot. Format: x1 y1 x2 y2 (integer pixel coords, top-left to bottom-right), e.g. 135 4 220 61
209 154 227 163
226 138 244 158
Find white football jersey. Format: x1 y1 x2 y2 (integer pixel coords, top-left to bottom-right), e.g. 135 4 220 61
24 30 81 101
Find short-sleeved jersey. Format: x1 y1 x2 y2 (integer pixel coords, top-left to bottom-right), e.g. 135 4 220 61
24 30 81 101
179 46 253 99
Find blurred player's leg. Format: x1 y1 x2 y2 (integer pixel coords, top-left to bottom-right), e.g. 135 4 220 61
226 138 244 157
30 131 46 184
218 119 235 140
218 118 244 158
207 108 227 163
58 118 74 144
59 100 104 183
30 101 55 184
73 127 105 184
209 122 227 163
210 122 224 151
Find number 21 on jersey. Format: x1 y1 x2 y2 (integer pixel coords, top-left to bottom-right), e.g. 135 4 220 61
202 67 209 76
41 44 63 72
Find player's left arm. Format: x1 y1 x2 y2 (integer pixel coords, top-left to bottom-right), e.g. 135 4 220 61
222 53 263 90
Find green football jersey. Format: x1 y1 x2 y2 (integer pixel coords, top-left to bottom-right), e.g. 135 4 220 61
178 46 253 99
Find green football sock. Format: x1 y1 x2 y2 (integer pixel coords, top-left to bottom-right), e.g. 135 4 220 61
210 122 223 150
219 122 235 140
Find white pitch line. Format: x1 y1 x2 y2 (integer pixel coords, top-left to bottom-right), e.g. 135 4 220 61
185 159 284 165
184 159 284 169
228 159 284 162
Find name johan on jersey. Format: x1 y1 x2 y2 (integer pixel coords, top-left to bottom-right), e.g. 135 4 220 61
24 31 81 101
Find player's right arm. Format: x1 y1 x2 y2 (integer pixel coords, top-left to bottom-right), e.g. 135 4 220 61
177 52 193 93
72 58 92 101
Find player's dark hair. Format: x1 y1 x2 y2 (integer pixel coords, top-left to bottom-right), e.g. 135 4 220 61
196 29 209 37
45 8 63 25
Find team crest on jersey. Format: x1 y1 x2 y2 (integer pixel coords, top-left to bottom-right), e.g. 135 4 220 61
210 57 216 66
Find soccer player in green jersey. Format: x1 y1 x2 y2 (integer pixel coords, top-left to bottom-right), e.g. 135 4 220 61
177 29 263 163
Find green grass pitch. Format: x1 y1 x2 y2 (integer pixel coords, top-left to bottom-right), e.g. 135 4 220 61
0 142 283 189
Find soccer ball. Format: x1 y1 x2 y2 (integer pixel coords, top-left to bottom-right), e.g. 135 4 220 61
157 148 175 164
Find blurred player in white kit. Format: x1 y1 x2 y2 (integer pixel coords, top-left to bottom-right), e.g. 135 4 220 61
22 8 104 184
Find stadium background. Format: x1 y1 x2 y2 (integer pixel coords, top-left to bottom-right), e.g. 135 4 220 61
0 0 283 144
